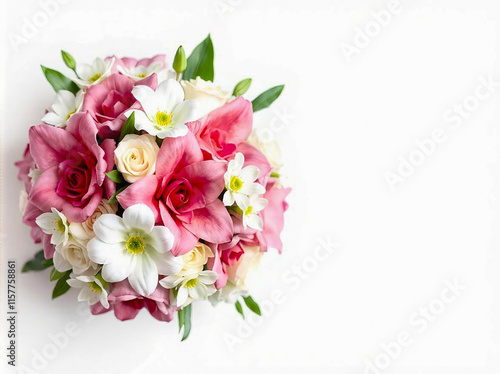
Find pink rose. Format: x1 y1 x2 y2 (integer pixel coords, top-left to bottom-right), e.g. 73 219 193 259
188 97 253 161
28 113 113 223
90 280 175 322
118 131 233 256
82 73 157 139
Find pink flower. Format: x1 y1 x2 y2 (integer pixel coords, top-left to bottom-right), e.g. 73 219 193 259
90 280 175 322
107 54 167 74
82 73 157 139
15 144 35 192
118 132 233 256
187 97 253 161
28 113 113 223
257 181 291 253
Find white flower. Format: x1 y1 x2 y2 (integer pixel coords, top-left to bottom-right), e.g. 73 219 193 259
35 208 69 249
178 242 214 276
41 90 84 127
127 79 201 139
223 152 266 209
117 61 163 82
160 270 218 307
28 169 41 185
67 275 109 309
87 204 182 296
181 77 231 116
73 57 114 88
246 128 284 172
241 195 268 231
114 134 159 183
54 237 98 275
69 200 118 240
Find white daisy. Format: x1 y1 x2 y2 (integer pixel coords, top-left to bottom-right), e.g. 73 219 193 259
67 275 109 308
241 195 268 231
87 204 182 296
223 152 266 209
73 57 114 88
35 208 69 249
41 90 84 127
160 270 218 307
126 79 200 139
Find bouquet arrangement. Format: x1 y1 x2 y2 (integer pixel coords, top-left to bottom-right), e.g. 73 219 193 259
16 35 290 339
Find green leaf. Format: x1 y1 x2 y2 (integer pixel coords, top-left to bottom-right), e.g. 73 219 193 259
61 50 76 71
108 185 128 204
235 300 245 318
183 35 214 82
41 65 79 94
173 45 187 74
233 78 252 96
180 304 192 341
270 171 280 178
50 267 66 281
52 271 71 299
22 250 53 273
118 112 139 142
106 170 125 184
243 295 261 316
252 85 284 113
178 307 185 333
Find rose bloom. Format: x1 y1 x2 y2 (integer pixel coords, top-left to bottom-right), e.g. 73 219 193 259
182 77 231 116
56 237 98 275
82 73 157 139
69 200 118 240
177 242 214 276
114 134 159 183
28 113 114 223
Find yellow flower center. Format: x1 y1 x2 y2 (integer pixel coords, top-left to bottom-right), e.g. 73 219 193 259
137 73 147 78
244 205 253 216
57 218 65 232
155 111 172 128
89 282 102 293
89 72 102 83
126 235 145 255
185 278 198 288
230 176 243 192
66 110 76 120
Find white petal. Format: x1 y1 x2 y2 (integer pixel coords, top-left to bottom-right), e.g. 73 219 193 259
223 191 235 206
251 197 268 211
228 153 244 175
133 111 158 134
159 275 183 289
148 226 174 253
197 271 218 285
67 279 84 288
246 214 263 231
127 253 158 296
240 165 260 182
176 286 189 306
171 100 202 126
234 194 249 210
240 182 266 196
205 284 217 297
149 250 183 275
101 252 134 283
93 214 127 243
53 251 72 272
35 212 57 233
156 124 188 139
189 283 207 300
41 112 66 126
99 292 110 309
87 238 124 265
78 286 94 302
157 79 185 112
132 85 160 117
123 204 155 232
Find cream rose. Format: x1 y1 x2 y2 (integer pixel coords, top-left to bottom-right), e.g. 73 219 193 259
69 200 118 240
181 77 231 116
227 245 262 286
178 242 214 276
114 134 159 183
247 128 283 172
59 237 98 275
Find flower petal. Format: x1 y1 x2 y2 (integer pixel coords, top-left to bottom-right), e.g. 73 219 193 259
123 204 155 232
148 226 175 253
93 214 127 243
127 253 158 296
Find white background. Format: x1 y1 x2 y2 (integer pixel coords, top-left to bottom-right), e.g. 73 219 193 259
1 0 500 373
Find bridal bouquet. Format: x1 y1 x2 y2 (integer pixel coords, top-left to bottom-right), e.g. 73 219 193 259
16 35 290 339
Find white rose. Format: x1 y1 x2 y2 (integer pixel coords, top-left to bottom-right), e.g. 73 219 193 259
114 134 159 183
178 242 214 276
181 77 231 116
58 237 98 275
247 128 283 172
69 200 118 240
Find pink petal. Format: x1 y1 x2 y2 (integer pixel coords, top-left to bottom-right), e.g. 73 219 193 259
160 203 199 256
183 199 233 245
156 132 203 177
117 175 160 222
176 160 226 204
